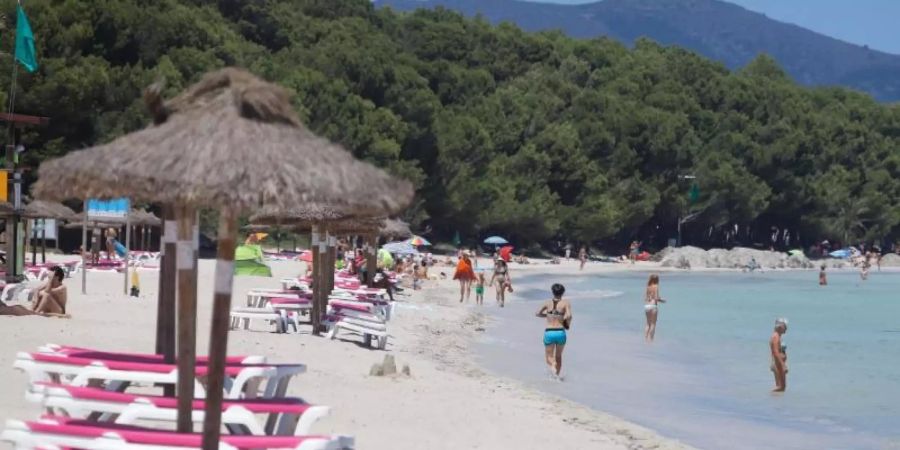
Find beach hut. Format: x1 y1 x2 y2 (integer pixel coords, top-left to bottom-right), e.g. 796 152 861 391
33 68 412 448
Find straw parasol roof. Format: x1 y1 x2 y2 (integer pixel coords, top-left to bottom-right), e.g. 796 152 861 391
22 200 76 220
32 67 413 216
129 209 162 227
0 201 15 216
380 218 411 238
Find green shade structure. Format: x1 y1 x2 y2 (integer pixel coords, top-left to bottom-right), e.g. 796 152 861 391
233 245 272 277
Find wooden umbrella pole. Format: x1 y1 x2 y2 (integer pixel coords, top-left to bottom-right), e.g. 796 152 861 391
174 203 198 433
310 227 321 335
366 234 377 287
41 221 46 264
327 233 336 295
201 208 237 450
156 205 177 373
321 230 332 330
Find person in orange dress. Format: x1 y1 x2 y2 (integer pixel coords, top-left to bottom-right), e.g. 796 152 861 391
453 251 477 302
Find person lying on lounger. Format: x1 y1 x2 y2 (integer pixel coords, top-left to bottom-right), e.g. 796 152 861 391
32 267 68 315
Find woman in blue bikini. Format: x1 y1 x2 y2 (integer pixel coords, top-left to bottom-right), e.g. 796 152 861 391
536 283 572 379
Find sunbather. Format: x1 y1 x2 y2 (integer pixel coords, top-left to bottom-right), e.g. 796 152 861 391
32 267 68 315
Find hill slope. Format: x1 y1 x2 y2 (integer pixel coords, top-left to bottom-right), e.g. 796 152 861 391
376 0 900 101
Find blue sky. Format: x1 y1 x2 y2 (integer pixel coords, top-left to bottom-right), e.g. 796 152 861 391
532 0 900 54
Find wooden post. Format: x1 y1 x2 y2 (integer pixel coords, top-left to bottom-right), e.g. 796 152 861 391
310 227 321 335
156 205 177 381
124 215 131 295
80 214 87 294
201 208 237 450
41 221 46 264
174 204 198 432
28 219 35 266
326 233 336 295
366 234 377 287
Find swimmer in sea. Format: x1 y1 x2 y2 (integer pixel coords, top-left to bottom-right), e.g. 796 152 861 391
536 283 572 380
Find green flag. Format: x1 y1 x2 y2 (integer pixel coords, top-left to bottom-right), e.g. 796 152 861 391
688 183 700 204
15 4 38 73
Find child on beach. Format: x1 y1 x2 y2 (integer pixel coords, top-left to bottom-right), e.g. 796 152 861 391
475 271 486 305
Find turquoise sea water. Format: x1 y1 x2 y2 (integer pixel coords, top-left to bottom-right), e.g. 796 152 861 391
475 270 900 450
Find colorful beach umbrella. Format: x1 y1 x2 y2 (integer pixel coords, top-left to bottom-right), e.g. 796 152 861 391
407 235 431 246
499 245 514 262
484 236 508 245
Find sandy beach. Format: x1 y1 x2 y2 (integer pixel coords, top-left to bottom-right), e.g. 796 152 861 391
0 256 690 449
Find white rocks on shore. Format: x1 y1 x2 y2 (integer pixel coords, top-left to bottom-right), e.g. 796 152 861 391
659 246 814 269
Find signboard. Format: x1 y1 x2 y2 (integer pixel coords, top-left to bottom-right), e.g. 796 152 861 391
0 171 6 202
29 219 57 240
86 198 130 220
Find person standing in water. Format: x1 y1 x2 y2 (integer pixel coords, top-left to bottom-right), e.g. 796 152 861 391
819 265 827 285
536 283 572 380
770 318 788 392
644 274 666 341
578 246 587 270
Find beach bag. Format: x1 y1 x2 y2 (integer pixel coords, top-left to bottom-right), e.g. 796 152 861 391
505 281 513 293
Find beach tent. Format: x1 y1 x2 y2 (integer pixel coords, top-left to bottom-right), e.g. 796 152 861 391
233 244 272 277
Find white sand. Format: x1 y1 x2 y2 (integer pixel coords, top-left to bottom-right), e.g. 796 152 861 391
0 256 691 449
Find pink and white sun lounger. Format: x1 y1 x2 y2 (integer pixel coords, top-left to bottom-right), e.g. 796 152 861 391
323 302 388 350
38 344 265 365
15 352 304 400
2 417 351 449
31 383 331 437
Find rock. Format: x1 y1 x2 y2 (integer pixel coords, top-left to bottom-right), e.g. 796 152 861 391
369 363 384 377
401 364 411 376
382 355 397 376
660 246 707 268
880 253 900 267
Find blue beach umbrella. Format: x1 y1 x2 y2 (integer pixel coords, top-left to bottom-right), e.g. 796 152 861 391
483 236 509 245
383 241 418 255
829 249 851 259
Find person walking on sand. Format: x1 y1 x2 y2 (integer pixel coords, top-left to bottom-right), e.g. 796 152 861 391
819 265 827 285
770 318 788 392
474 271 486 306
644 274 666 342
536 283 572 380
490 259 511 307
578 246 587 270
453 251 476 303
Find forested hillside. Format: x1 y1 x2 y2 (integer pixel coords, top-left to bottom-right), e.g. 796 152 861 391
2 0 899 250
379 0 900 103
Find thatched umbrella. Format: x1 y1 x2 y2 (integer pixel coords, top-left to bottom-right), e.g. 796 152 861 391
249 205 369 324
22 201 76 264
33 68 413 447
379 218 412 239
128 209 161 251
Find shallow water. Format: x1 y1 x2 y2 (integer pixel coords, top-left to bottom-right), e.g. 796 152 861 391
475 270 900 450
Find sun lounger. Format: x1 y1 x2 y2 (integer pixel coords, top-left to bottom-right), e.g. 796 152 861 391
37 344 266 365
14 352 304 400
30 383 331 437
322 305 388 350
230 307 294 334
1 417 351 449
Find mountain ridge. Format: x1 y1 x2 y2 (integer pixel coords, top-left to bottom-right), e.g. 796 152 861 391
376 0 900 101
